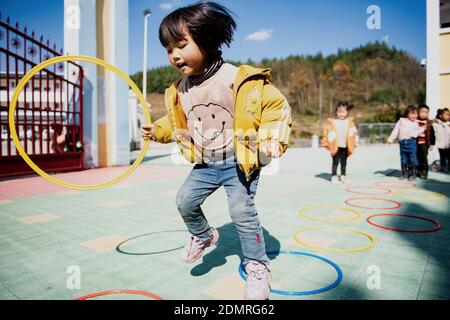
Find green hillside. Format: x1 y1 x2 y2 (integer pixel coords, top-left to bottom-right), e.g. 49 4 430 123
131 42 425 138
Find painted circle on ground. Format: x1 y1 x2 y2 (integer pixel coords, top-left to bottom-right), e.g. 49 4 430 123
8 55 151 190
391 189 446 201
345 198 401 210
375 181 416 189
367 214 441 233
299 205 362 222
116 230 189 255
293 226 376 253
75 290 163 300
346 186 391 195
238 250 343 296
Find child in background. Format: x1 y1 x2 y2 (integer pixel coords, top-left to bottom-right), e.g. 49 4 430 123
432 108 450 172
141 1 292 300
387 105 426 180
321 102 359 185
416 104 435 179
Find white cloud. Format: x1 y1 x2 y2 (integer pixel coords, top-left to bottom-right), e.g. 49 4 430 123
160 1 184 11
382 35 389 42
245 29 273 42
159 2 174 10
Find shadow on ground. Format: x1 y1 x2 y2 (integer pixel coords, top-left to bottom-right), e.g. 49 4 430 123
374 177 450 299
374 168 450 179
190 223 280 277
374 168 401 177
315 173 332 182
134 153 172 164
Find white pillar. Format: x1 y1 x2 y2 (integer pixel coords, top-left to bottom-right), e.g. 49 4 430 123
64 0 98 168
427 0 440 119
107 0 130 165
143 11 151 108
129 90 139 146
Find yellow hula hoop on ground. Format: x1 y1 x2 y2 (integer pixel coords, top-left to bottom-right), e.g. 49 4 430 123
392 189 446 201
8 55 151 190
293 226 376 253
299 205 362 222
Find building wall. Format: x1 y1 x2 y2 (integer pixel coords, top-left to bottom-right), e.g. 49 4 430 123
427 0 450 117
427 0 440 118
440 30 450 109
441 74 450 108
440 32 450 69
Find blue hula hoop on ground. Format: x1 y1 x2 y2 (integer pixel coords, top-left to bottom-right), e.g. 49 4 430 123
238 250 343 296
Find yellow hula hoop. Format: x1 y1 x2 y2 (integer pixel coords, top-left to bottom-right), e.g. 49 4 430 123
293 226 376 253
8 55 151 190
392 189 446 201
299 205 362 222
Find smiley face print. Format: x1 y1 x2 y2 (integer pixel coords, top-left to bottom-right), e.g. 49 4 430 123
187 102 234 152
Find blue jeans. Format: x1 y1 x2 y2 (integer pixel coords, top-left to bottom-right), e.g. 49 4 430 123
175 155 270 267
399 139 418 166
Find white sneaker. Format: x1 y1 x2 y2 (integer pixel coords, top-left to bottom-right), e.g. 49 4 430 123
244 261 272 300
331 175 341 185
340 175 349 184
181 228 219 264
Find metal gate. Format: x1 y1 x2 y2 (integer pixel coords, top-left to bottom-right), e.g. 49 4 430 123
0 16 84 177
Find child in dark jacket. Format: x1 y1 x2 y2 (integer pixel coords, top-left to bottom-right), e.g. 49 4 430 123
416 104 435 179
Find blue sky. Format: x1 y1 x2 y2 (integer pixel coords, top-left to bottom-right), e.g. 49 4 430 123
1 0 426 74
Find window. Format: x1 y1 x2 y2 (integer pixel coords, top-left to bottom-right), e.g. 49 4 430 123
442 0 450 28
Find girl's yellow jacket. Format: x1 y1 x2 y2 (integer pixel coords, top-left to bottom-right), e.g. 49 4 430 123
153 65 293 180
321 117 358 157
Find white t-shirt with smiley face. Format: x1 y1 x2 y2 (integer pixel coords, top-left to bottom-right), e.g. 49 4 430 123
178 63 239 162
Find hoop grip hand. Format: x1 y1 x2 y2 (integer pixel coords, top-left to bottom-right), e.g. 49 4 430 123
141 124 157 142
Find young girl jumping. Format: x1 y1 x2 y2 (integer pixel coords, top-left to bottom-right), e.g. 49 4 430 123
388 105 426 180
321 102 358 185
141 1 292 300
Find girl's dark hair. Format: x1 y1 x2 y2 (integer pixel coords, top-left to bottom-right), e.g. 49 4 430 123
436 108 450 120
404 105 418 117
418 103 429 111
159 1 237 55
335 101 353 115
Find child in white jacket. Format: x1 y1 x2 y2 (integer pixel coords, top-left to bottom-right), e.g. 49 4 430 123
433 108 450 172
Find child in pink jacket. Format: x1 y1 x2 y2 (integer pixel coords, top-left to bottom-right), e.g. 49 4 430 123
388 105 425 180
